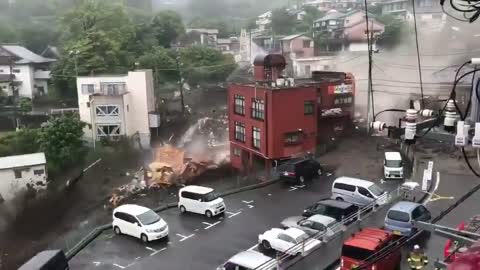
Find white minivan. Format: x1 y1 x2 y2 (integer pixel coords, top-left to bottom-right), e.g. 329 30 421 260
331 177 388 207
384 152 404 180
217 250 276 270
112 204 169 243
178 185 226 218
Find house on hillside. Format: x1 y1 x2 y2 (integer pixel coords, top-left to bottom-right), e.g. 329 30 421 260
40 46 60 59
381 0 446 27
304 0 362 12
0 152 47 204
313 10 384 53
76 70 159 149
183 28 219 47
256 11 272 31
0 45 56 99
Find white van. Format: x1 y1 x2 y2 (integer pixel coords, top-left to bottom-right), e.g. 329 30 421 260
217 250 276 270
384 152 404 180
178 185 226 218
331 177 388 207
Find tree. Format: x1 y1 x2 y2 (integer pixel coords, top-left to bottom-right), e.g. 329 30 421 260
137 47 178 84
179 46 237 86
151 11 185 48
295 6 324 34
0 129 40 157
376 15 408 49
270 8 297 35
38 114 86 175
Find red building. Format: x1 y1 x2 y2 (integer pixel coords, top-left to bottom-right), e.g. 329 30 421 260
228 54 355 174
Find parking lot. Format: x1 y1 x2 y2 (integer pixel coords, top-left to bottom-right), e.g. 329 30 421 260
69 174 400 270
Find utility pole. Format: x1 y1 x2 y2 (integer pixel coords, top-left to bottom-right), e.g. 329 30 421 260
9 55 19 130
175 49 185 114
364 0 374 134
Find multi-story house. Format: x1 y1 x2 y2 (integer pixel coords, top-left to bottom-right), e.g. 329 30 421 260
0 45 56 98
304 0 362 12
184 28 219 47
314 10 384 52
381 0 446 25
76 70 159 149
228 54 355 175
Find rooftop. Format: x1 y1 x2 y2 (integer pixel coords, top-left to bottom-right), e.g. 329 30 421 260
186 28 219 34
0 153 46 170
316 199 355 209
308 214 337 226
389 201 421 213
281 34 309 41
228 251 271 269
385 152 402 160
114 204 151 216
344 228 391 250
1 45 56 64
180 185 214 194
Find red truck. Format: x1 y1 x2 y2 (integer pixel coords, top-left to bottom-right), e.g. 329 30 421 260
341 228 401 270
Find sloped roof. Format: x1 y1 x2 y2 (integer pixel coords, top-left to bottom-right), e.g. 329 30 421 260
1 45 57 64
281 34 308 41
0 153 46 170
314 10 346 22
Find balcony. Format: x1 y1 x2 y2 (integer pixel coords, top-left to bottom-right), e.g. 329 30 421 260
34 70 51 80
98 83 127 96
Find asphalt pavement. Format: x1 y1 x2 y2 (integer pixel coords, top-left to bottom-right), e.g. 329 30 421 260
69 175 400 270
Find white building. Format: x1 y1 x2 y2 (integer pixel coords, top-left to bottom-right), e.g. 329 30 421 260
256 11 272 31
76 70 158 149
0 153 47 203
185 28 219 46
0 45 56 99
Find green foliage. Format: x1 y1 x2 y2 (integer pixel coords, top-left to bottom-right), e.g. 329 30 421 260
189 17 234 38
151 10 185 48
0 129 41 157
19 97 32 112
270 8 297 35
137 47 178 83
179 46 237 86
37 114 86 175
376 15 408 49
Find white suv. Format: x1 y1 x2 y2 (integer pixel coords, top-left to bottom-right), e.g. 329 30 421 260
112 204 169 243
178 185 226 218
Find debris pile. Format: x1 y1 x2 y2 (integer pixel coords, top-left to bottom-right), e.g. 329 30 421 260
108 169 146 209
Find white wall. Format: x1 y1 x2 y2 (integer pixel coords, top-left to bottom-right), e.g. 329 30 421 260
0 64 35 98
0 164 47 202
293 57 335 77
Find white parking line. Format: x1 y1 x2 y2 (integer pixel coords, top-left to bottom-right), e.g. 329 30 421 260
247 244 258 251
226 211 242 218
113 263 126 269
93 262 101 266
176 233 195 242
242 200 254 204
288 186 298 191
268 193 272 196
150 247 167 256
145 247 156 252
135 257 141 260
247 204 254 208
203 221 221 229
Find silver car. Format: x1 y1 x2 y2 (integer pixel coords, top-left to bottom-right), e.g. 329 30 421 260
280 214 340 239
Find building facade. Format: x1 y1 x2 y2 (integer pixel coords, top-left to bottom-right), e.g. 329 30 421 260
0 45 55 98
76 70 158 149
381 0 446 25
228 54 355 174
0 153 47 203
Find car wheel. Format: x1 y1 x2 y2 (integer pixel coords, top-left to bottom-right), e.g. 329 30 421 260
262 240 271 250
114 226 121 235
179 205 186 213
336 197 344 201
140 234 148 243
299 176 305 184
205 210 213 218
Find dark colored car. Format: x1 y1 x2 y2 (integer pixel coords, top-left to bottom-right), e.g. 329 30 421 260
303 199 359 224
19 250 69 270
278 158 323 184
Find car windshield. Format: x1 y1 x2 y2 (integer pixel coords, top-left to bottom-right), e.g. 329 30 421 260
204 191 219 202
386 160 402 168
368 184 384 196
295 233 309 243
387 210 411 222
137 210 161 225
342 245 374 261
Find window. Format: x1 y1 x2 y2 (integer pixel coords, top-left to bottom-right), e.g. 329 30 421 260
303 40 311 48
284 132 301 145
234 122 246 142
252 127 261 149
95 105 119 117
251 99 264 120
234 95 245 115
101 83 126 95
14 169 22 179
33 169 44 176
334 183 356 192
368 184 384 196
96 124 121 138
81 84 94 94
12 69 20 73
358 187 373 198
304 101 315 115
233 147 241 157
278 234 296 244
342 245 374 261
312 222 327 231
388 210 411 222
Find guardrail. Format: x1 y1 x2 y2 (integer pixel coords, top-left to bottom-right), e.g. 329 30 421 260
254 186 403 270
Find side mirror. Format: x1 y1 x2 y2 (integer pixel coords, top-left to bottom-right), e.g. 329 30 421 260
198 199 203 202
135 222 141 227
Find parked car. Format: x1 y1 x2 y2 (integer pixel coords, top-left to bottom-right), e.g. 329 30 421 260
18 250 69 270
384 152 404 180
258 227 321 256
112 204 169 243
303 199 359 224
341 228 401 270
384 201 431 236
178 185 226 218
280 214 341 239
217 250 275 270
277 157 323 184
331 177 388 206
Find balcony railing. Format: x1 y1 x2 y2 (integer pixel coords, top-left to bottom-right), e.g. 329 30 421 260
99 83 127 96
34 70 51 80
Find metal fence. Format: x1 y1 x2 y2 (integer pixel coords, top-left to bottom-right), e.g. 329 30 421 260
254 186 402 270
